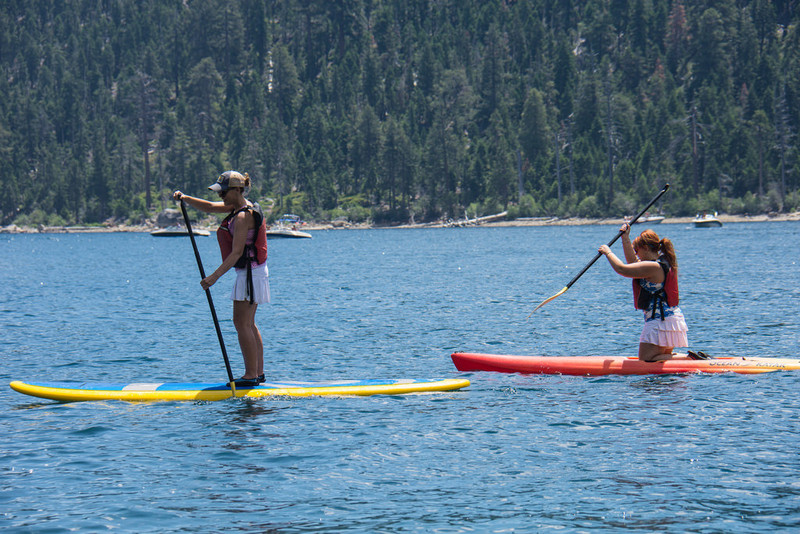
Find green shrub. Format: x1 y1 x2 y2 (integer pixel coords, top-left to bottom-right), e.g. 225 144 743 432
517 194 540 217
765 188 783 212
610 192 637 217
346 205 370 222
13 209 66 227
322 207 348 221
557 194 579 218
576 195 601 218
785 190 799 212
371 207 409 225
542 197 560 216
742 192 762 214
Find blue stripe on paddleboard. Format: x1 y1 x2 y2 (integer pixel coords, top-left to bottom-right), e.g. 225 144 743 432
24 379 430 392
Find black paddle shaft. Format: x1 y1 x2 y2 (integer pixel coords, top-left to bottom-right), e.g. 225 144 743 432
179 200 235 384
564 184 670 290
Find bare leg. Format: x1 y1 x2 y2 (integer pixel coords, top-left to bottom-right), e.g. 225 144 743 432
233 300 263 378
638 343 674 362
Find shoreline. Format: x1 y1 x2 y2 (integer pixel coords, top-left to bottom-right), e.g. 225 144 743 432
2 212 798 234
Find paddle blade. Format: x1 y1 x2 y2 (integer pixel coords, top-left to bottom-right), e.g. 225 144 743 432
528 286 568 317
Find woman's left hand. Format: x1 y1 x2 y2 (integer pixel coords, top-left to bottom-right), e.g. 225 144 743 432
599 245 611 256
200 274 219 290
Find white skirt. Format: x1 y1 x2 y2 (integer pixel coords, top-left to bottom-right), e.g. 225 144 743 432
230 262 271 304
639 310 688 347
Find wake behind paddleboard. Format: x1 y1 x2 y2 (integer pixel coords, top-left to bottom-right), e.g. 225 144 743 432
10 378 470 403
451 352 800 376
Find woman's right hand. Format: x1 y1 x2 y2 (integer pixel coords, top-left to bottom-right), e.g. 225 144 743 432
173 190 184 202
620 222 631 236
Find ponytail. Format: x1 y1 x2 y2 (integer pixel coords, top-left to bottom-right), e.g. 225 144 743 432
659 237 678 271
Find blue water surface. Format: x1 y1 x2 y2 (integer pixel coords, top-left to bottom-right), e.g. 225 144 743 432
1 222 799 532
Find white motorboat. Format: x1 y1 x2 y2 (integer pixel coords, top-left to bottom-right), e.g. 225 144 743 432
693 212 723 227
151 226 210 237
267 214 312 239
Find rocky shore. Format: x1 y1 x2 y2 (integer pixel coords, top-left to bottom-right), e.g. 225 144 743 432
2 212 798 234
1 223 157 234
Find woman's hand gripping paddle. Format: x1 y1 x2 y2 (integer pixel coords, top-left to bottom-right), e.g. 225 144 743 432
528 184 671 317
179 200 236 389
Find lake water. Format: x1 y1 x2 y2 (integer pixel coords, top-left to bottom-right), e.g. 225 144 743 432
2 222 799 532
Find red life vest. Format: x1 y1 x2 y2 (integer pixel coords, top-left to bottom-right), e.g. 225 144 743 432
217 204 268 267
632 257 679 319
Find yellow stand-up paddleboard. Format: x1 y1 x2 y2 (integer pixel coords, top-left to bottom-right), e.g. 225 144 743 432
10 378 470 403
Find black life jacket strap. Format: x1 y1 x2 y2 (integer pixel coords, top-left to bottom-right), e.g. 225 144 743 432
245 261 254 305
656 290 666 322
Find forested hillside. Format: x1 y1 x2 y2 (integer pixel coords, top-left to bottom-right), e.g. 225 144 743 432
1 0 798 226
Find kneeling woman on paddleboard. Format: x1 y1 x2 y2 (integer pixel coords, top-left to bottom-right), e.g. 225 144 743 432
599 224 688 362
174 171 270 386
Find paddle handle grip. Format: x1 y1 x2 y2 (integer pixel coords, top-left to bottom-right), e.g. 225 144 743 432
180 200 235 384
564 184 669 289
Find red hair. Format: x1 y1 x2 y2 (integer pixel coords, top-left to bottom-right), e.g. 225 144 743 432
633 229 678 270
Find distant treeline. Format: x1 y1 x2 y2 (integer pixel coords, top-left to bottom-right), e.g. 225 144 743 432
1 0 798 226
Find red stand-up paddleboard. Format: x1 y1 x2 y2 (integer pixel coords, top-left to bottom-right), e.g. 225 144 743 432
451 352 800 376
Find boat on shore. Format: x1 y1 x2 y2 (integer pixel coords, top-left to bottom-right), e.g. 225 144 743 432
267 227 312 238
693 212 723 227
635 214 664 224
151 226 209 237
267 214 312 239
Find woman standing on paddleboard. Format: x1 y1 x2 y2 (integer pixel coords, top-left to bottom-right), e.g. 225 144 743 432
174 171 270 386
599 223 689 362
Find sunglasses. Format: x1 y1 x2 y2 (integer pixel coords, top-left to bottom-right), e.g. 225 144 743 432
218 190 229 199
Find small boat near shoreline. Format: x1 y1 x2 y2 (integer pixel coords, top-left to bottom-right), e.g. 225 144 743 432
693 212 723 227
267 227 312 238
627 212 664 225
636 215 664 224
267 214 312 239
151 226 210 237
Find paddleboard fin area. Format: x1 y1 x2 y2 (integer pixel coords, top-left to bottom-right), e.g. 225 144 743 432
451 352 800 376
9 378 470 403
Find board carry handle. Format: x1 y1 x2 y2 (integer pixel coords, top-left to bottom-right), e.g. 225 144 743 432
179 200 236 388
529 183 670 316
